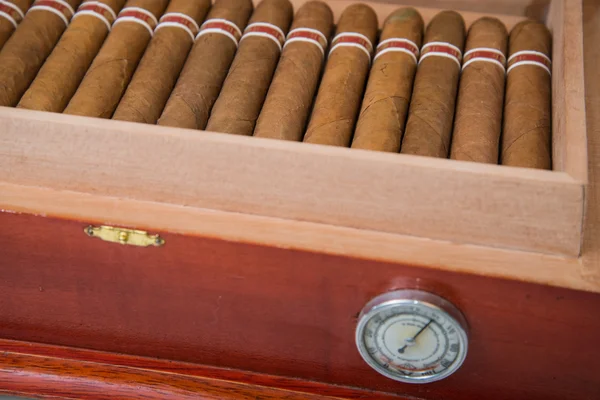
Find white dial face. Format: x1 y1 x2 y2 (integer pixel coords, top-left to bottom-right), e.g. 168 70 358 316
356 291 468 384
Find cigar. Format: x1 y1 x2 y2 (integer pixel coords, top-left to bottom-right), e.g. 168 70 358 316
17 0 126 112
0 0 31 49
253 1 333 141
450 17 508 164
400 11 465 158
303 4 378 147
502 20 552 169
205 0 294 136
157 0 253 130
112 0 211 124
352 7 423 152
63 0 169 118
0 0 82 107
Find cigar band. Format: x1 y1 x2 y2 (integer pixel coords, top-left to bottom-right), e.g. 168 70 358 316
241 22 286 51
374 38 420 64
284 28 328 56
329 32 374 61
28 0 75 27
114 6 158 37
72 1 117 31
197 18 242 47
462 48 506 72
0 0 25 28
155 12 200 41
419 41 462 68
507 50 552 75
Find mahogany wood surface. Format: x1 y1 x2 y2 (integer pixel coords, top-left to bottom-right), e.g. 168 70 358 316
1 212 599 400
0 339 409 400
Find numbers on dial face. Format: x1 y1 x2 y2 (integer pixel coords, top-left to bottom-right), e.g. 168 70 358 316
361 303 464 381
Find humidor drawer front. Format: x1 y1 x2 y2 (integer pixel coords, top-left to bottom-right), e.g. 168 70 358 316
1 211 599 400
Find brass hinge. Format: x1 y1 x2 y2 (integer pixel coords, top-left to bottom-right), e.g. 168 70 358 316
84 225 165 247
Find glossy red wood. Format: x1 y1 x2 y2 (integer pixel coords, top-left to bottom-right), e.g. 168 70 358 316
1 212 600 400
0 339 407 400
0 341 362 399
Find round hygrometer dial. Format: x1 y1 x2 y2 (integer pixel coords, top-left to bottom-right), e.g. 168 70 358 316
355 290 469 384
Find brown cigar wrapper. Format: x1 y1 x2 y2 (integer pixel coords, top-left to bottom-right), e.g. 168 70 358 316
303 4 378 147
112 0 211 123
18 0 127 112
0 0 82 107
254 1 333 141
0 0 32 49
450 17 508 164
157 0 254 130
401 11 465 158
352 7 423 152
502 20 552 170
206 0 294 136
63 0 169 118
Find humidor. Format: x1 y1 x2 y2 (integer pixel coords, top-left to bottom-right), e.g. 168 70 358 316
0 0 598 399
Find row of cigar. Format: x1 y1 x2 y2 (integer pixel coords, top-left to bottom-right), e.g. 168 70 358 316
0 0 552 170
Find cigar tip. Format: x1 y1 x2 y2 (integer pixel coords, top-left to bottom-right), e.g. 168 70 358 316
510 19 552 55
385 7 424 26
299 0 334 18
470 16 508 36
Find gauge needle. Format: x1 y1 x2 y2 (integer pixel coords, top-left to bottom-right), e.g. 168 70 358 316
398 319 433 354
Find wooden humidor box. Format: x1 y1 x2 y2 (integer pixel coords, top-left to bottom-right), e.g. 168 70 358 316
0 0 599 399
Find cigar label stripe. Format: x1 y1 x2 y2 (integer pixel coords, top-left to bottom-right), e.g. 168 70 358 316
507 50 552 75
0 0 25 28
1 0 25 19
72 2 117 31
156 13 200 41
241 22 286 51
114 7 158 37
329 32 374 61
419 41 462 68
374 38 420 63
28 0 75 26
197 18 242 46
284 28 328 56
462 47 506 71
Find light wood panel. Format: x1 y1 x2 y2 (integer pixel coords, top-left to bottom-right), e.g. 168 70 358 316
1 182 596 293
0 107 584 256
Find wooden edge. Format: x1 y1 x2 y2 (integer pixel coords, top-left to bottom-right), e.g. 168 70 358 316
550 0 589 184
0 339 408 400
0 108 584 256
582 0 600 287
1 182 597 294
290 0 528 29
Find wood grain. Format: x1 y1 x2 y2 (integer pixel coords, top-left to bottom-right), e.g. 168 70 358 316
0 351 345 399
0 339 408 400
1 213 599 400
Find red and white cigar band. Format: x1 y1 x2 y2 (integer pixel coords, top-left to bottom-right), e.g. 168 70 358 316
329 32 373 61
240 22 286 51
28 0 74 27
0 0 25 28
419 41 462 68
283 28 328 56
507 50 551 75
113 6 157 37
155 12 200 41
462 47 506 71
72 1 116 31
374 38 420 63
196 18 242 46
